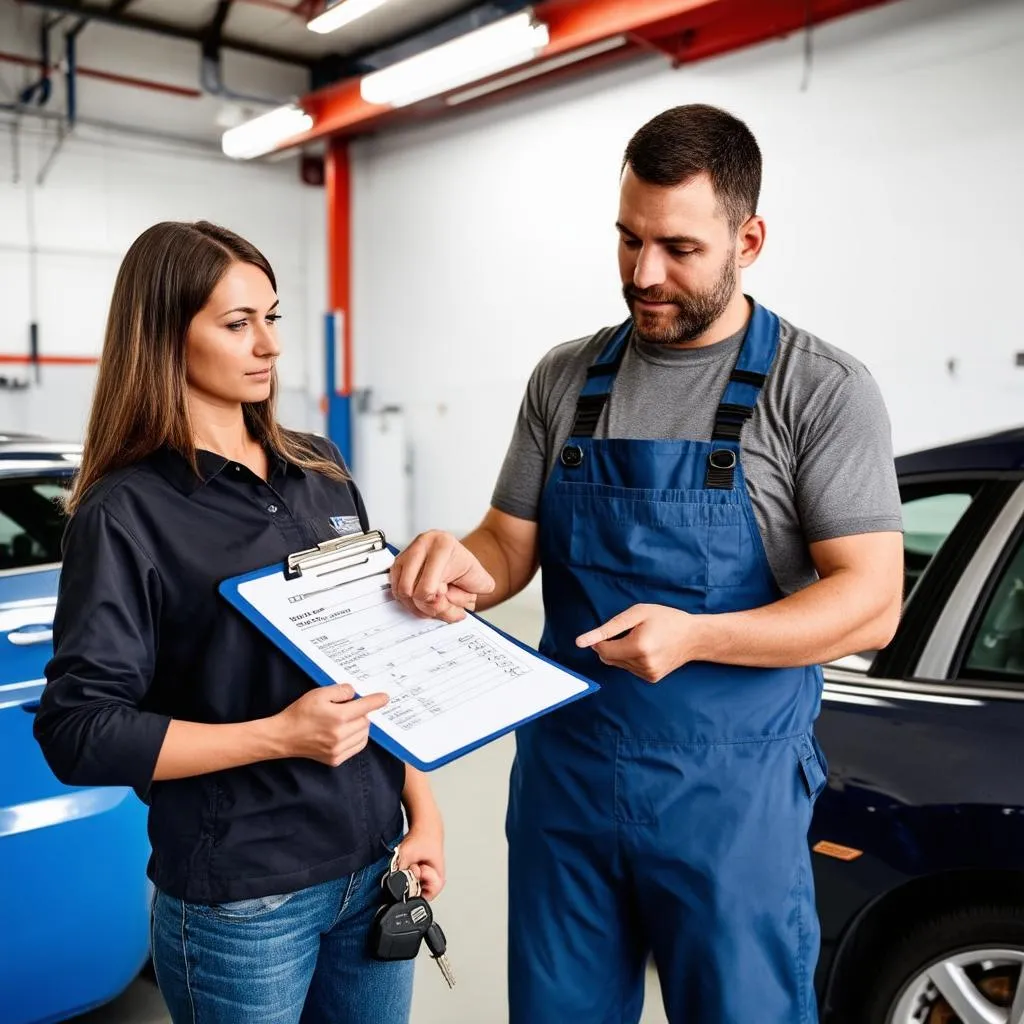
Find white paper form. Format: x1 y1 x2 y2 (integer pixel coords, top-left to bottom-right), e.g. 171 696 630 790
234 547 594 767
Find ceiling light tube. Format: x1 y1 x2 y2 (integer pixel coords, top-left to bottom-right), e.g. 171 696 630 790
445 34 628 106
360 10 550 109
221 104 312 160
307 0 390 35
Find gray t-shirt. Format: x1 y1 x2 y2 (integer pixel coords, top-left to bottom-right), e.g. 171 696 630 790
491 314 903 595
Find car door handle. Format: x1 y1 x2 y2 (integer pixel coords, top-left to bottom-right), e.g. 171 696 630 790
7 627 53 646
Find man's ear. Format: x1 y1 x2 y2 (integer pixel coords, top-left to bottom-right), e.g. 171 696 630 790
737 215 766 268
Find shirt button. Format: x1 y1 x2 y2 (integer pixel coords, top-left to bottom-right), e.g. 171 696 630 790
267 504 279 514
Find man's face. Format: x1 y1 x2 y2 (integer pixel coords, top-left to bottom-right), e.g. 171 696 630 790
617 167 741 345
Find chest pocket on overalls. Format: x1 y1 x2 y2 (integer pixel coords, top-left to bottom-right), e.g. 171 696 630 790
557 480 748 589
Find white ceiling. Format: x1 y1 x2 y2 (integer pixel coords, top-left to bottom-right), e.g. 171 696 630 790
119 0 485 60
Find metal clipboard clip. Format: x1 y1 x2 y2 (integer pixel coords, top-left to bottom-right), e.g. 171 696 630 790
284 529 388 582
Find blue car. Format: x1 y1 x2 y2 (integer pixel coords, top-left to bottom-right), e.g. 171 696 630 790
813 426 1024 1022
0 434 151 1024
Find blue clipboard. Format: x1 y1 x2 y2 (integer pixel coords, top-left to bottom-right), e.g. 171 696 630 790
217 533 599 772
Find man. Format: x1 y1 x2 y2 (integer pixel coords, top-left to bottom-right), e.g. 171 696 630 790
391 104 903 1023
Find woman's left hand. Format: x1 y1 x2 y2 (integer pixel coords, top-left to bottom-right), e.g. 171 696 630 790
397 813 446 901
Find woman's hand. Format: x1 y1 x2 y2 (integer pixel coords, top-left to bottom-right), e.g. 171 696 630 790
399 765 446 900
271 684 389 766
398 812 446 901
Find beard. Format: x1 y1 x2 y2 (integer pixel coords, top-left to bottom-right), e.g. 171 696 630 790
624 250 737 345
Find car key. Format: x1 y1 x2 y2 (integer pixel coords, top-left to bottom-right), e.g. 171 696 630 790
424 919 455 988
369 896 432 960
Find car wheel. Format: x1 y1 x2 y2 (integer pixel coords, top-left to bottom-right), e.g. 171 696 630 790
860 904 1024 1023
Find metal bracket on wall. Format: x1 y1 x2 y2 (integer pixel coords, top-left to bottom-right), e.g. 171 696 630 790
8 120 21 184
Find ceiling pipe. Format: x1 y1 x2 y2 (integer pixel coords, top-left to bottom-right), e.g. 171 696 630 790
199 0 290 108
0 50 203 99
15 0 314 67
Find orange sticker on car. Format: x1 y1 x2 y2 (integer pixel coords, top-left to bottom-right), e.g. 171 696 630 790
813 841 864 861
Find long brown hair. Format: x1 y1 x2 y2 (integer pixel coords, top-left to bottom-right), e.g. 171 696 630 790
68 220 345 514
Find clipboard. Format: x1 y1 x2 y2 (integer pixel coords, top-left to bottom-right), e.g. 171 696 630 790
218 530 599 771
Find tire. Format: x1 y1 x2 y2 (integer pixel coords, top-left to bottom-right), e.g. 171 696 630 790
857 904 1024 1023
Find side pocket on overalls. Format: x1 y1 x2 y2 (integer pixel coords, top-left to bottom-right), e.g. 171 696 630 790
797 736 828 803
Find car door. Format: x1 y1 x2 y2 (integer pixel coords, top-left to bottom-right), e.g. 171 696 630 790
813 475 1024 848
0 469 152 1024
813 475 1024 1017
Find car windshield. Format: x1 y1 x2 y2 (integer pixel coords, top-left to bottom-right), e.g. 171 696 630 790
0 476 70 571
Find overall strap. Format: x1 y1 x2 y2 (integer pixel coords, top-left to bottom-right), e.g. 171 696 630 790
569 320 633 439
706 303 781 489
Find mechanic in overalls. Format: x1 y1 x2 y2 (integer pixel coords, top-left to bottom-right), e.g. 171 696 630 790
392 104 905 1023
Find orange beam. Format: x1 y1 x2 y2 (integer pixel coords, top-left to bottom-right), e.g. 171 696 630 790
326 137 351 328
276 0 900 150
537 0 718 57
282 0 724 149
631 0 898 63
324 138 354 456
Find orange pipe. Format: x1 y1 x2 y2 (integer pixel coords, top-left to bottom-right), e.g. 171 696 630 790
0 354 98 365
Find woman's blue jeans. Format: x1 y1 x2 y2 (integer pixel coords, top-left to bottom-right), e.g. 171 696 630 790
151 846 414 1024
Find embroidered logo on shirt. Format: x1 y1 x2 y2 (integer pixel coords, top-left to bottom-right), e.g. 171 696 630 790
330 515 362 536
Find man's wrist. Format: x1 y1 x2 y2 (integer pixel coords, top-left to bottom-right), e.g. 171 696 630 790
689 610 727 664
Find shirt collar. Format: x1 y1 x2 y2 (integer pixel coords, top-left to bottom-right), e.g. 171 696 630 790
151 444 305 496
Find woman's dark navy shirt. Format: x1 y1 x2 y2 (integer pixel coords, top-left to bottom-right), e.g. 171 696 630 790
34 436 405 904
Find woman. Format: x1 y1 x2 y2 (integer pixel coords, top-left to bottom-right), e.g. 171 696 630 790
34 220 444 1024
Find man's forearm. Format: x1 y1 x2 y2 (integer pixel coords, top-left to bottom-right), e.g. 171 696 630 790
693 569 901 669
461 526 535 611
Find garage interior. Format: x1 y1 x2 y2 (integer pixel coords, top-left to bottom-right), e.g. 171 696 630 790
1 0 1023 1022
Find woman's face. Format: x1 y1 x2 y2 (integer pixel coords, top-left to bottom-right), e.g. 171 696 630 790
186 261 281 407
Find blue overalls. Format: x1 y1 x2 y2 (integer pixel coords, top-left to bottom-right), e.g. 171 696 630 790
506 302 828 1024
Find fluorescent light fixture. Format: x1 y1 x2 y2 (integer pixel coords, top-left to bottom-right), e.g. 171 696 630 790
361 10 550 109
221 104 312 160
307 0 390 35
445 34 628 106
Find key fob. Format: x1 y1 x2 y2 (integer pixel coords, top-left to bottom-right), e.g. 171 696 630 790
369 899 433 961
383 868 412 904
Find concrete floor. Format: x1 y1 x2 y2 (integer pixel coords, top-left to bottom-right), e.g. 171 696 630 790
74 597 669 1024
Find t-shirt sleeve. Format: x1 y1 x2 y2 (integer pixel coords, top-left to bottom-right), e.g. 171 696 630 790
491 360 552 523
795 368 904 543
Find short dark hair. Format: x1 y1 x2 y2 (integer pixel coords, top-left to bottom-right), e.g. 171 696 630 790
623 104 762 230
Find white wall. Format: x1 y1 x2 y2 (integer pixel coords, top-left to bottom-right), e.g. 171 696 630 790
0 0 327 441
350 0 1024 538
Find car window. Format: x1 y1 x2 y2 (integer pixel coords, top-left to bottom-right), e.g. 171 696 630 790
961 532 1024 682
901 489 976 601
0 477 70 571
829 483 978 675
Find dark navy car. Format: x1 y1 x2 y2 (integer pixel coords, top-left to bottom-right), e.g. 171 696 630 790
813 426 1024 1023
0 435 151 1024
